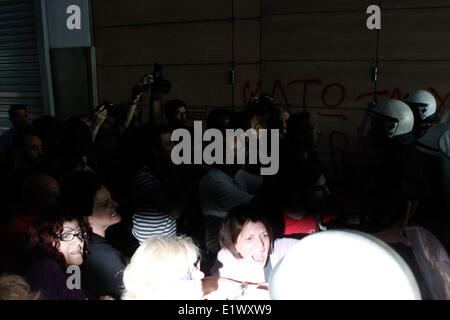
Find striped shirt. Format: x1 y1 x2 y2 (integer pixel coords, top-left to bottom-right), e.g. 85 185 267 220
131 167 177 245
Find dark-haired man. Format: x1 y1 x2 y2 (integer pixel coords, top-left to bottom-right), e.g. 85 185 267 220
164 99 188 130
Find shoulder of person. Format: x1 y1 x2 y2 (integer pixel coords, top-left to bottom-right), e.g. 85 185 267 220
137 166 157 177
216 247 236 262
86 239 114 252
200 169 234 189
202 168 226 180
134 168 160 186
211 248 241 278
30 257 62 271
273 238 300 253
26 257 65 282
268 238 300 268
86 241 123 260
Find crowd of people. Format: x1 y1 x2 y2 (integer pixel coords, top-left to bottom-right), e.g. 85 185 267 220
0 72 448 300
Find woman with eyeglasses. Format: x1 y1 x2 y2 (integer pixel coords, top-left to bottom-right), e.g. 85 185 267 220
24 212 89 300
60 170 129 300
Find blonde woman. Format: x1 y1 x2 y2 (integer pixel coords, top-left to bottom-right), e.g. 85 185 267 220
122 235 270 300
122 235 204 300
0 274 40 300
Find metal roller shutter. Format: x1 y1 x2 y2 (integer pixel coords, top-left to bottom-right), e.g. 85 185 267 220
0 0 43 133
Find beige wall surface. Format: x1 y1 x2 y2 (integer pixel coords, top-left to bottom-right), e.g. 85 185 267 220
92 0 450 170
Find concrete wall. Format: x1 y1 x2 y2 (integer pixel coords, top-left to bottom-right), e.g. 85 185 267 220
92 0 450 170
50 47 93 122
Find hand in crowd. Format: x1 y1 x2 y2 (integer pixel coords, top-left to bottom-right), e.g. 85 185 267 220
122 93 143 131
130 93 144 105
94 105 108 127
236 284 271 300
91 105 108 142
139 73 154 86
201 277 270 300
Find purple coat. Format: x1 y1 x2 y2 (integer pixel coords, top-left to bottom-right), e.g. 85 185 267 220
26 258 87 300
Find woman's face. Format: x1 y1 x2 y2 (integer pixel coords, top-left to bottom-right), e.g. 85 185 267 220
91 186 121 228
56 220 85 266
235 221 270 267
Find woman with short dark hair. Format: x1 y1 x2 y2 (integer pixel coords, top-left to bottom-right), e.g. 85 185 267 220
211 203 298 284
218 207 275 261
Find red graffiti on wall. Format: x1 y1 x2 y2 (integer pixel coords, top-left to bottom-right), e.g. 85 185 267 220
286 79 322 112
316 113 348 120
242 79 449 171
243 80 262 105
427 87 449 112
321 83 346 108
244 80 449 111
355 90 389 102
390 88 403 100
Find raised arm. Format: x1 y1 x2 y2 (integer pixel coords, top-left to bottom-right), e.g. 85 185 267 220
91 105 108 142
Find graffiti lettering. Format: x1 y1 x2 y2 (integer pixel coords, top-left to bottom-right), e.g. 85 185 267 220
389 88 403 100
427 87 449 111
243 81 262 105
321 82 346 108
317 113 348 120
271 80 290 107
355 90 389 102
242 79 449 170
286 79 322 112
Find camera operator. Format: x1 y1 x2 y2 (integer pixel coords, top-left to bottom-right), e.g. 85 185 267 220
93 95 143 140
130 63 172 127
88 92 142 192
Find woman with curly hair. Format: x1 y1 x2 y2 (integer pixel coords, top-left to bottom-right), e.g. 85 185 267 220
60 170 129 300
25 212 89 300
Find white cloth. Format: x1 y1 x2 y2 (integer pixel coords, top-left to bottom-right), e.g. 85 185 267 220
211 238 299 283
199 168 254 218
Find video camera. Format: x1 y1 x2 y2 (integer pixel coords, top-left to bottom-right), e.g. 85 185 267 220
133 63 172 97
95 101 123 119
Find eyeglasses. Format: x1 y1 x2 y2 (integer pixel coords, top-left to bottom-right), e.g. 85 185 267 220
182 257 201 280
56 230 88 242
